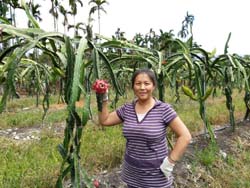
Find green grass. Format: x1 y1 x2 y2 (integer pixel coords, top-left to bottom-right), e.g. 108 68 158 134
0 123 125 188
0 136 62 188
195 141 250 188
0 108 67 129
195 143 218 168
81 124 125 173
0 95 67 129
183 135 250 188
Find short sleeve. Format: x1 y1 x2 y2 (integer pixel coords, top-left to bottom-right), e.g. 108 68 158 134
116 104 127 122
162 103 177 125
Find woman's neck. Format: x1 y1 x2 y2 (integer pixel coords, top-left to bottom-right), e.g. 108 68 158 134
137 97 154 105
135 97 155 113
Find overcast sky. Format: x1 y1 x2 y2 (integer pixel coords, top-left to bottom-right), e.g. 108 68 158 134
16 0 250 55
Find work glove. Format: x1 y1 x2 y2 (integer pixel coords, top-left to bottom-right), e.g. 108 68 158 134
160 156 175 177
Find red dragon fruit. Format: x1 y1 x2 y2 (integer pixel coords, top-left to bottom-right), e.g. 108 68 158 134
92 79 109 94
92 79 109 112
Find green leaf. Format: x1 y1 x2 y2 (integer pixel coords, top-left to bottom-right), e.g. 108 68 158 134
81 94 90 126
93 44 123 96
21 0 40 28
57 143 67 159
0 24 34 39
69 37 88 108
55 164 72 188
0 16 11 24
73 150 81 188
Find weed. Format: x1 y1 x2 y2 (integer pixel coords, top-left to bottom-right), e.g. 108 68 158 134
196 143 218 168
225 154 235 166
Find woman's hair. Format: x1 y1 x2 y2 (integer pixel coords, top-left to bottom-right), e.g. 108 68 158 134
131 68 157 88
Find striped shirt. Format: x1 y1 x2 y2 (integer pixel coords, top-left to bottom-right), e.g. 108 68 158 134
116 99 177 188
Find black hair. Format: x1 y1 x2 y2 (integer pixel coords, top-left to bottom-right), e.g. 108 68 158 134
131 68 157 88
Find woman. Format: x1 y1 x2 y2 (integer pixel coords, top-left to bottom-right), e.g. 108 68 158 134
97 69 192 188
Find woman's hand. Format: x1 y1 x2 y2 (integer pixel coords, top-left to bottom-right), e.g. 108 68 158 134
92 79 109 111
160 156 175 177
92 79 122 126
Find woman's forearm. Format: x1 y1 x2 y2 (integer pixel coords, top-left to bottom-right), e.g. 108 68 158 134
98 101 122 126
169 134 192 163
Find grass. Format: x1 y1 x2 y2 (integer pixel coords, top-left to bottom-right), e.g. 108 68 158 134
0 136 62 188
0 95 67 129
0 108 68 129
0 89 249 187
81 125 125 173
190 137 250 188
195 143 218 168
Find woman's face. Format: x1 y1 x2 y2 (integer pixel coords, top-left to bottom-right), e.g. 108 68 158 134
133 73 155 101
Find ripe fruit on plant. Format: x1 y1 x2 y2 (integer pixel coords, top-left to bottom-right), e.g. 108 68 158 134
92 79 109 94
93 179 100 188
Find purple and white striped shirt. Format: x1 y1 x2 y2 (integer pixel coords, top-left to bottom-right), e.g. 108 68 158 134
116 99 177 188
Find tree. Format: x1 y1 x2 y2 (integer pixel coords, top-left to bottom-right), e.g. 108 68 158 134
88 0 109 35
58 4 69 34
67 0 83 36
178 12 194 39
114 27 126 40
49 0 59 32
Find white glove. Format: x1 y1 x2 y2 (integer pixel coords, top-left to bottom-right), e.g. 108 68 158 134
102 91 108 102
160 156 175 177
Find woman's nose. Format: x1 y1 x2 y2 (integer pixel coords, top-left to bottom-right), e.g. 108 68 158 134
140 84 145 89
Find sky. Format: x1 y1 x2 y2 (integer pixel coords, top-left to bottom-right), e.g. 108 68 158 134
16 0 250 55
